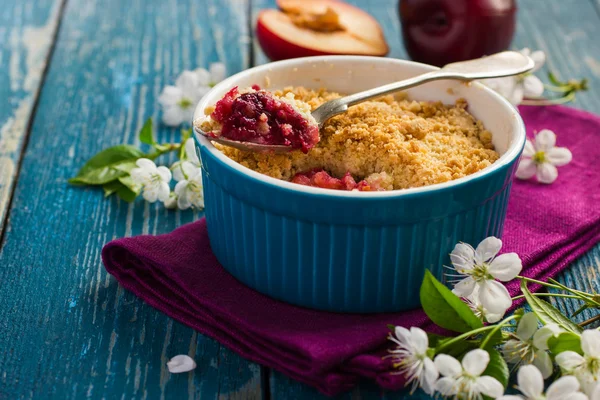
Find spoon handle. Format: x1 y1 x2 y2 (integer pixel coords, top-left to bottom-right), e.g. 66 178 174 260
311 51 535 127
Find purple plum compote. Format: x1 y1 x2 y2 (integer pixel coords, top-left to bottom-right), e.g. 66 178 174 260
199 86 320 153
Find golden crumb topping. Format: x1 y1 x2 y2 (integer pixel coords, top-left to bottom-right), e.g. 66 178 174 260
215 87 499 190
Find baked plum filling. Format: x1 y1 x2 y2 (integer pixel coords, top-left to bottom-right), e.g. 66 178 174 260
208 87 319 153
291 169 385 191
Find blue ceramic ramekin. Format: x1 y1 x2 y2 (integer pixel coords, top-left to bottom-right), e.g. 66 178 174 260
193 56 526 313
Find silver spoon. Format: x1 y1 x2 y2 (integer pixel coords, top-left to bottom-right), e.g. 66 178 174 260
194 51 534 153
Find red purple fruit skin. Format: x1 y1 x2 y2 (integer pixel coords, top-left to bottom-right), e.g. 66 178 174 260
399 0 517 67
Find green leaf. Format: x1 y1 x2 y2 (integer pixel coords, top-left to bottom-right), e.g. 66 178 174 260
116 185 138 202
548 332 583 356
482 348 509 389
102 181 123 197
521 280 582 334
69 145 145 185
118 175 141 194
481 327 505 349
420 270 483 333
139 118 155 145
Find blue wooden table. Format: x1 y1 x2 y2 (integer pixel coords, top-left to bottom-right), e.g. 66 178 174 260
1 0 600 398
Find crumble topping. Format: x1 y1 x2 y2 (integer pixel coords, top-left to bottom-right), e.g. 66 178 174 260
215 87 499 191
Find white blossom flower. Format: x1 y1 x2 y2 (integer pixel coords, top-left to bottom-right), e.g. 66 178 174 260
502 313 561 378
130 158 172 203
557 330 600 396
516 129 572 184
158 63 226 127
591 384 600 400
482 48 546 105
498 364 587 400
169 139 204 210
172 138 201 182
434 349 504 400
194 62 226 91
464 286 504 323
174 172 203 210
167 355 197 373
449 237 522 314
163 192 178 209
388 326 438 395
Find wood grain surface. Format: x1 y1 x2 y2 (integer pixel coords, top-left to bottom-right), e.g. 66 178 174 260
0 0 599 399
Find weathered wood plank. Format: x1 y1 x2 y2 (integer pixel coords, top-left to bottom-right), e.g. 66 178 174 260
0 0 64 234
0 0 262 399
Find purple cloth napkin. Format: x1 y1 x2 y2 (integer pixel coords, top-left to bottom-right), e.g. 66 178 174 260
102 105 600 396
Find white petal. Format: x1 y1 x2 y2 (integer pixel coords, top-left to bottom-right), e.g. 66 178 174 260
185 138 201 166
516 313 539 341
582 330 600 358
171 162 184 182
130 167 150 184
546 147 572 166
158 86 183 106
516 158 537 180
434 354 462 378
450 243 475 272
156 166 172 182
533 324 562 351
537 163 558 184
532 350 553 379
478 280 512 314
177 191 192 210
523 75 545 98
530 50 546 72
136 158 157 171
496 396 524 400
556 351 586 370
485 310 504 323
162 106 187 127
452 276 476 298
503 340 524 364
517 364 544 398
143 185 159 203
475 236 502 263
409 327 429 355
421 357 439 395
209 62 226 83
392 326 412 348
546 375 581 400
157 181 171 202
167 355 197 373
535 129 557 152
509 84 525 105
462 349 489 376
195 68 211 86
176 70 200 98
566 394 591 400
474 375 504 398
590 383 600 400
434 377 458 395
522 139 536 157
519 48 532 57
489 253 522 281
174 180 188 197
576 370 598 397
181 161 201 180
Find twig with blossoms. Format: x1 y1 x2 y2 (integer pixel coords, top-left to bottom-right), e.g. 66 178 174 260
481 48 587 106
387 235 600 399
69 63 228 208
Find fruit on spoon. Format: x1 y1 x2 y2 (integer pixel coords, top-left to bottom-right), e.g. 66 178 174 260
257 0 388 61
399 0 516 66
